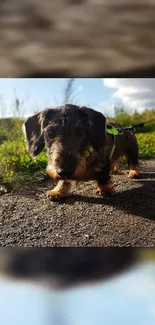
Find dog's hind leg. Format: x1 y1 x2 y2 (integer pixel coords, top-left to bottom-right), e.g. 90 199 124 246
111 159 120 174
47 180 72 201
128 161 141 179
125 137 141 179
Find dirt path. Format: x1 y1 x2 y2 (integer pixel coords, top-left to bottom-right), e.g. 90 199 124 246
0 160 155 247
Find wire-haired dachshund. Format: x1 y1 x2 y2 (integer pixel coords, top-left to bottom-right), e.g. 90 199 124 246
23 104 140 201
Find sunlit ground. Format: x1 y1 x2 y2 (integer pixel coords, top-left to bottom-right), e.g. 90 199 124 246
0 261 155 325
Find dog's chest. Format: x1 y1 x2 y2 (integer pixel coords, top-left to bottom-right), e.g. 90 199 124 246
83 151 104 180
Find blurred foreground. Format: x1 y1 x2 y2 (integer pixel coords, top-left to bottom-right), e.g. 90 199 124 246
0 248 155 325
0 1 155 77
0 248 154 287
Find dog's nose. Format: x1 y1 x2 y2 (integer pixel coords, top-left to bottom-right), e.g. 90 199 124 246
57 168 73 179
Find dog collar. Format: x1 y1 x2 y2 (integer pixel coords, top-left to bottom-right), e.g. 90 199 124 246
84 143 115 160
84 146 94 158
106 125 119 159
106 125 119 136
85 126 119 159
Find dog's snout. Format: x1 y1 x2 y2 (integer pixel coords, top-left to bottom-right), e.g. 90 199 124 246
57 168 74 179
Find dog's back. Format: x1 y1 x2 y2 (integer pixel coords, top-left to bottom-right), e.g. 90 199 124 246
106 122 140 178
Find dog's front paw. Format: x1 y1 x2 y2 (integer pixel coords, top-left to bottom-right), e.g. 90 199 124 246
46 189 68 201
96 188 115 198
46 181 71 201
96 181 115 198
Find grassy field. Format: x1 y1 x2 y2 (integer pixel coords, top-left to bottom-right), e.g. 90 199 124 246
0 107 155 183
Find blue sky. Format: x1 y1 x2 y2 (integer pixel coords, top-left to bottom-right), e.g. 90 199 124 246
0 78 116 118
0 78 155 118
0 262 155 325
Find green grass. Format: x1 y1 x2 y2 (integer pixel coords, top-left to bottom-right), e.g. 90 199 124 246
0 108 155 183
136 132 155 159
0 118 48 182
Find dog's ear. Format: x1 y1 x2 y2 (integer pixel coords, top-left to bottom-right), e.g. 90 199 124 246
23 108 58 157
22 112 45 157
39 108 58 129
80 106 106 153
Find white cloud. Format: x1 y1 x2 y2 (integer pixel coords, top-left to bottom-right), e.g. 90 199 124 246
103 78 155 113
99 100 115 116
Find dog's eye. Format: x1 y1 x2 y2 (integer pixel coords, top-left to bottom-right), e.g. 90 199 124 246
47 129 57 138
76 128 85 137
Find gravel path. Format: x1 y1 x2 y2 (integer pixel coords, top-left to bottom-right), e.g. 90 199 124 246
0 160 155 247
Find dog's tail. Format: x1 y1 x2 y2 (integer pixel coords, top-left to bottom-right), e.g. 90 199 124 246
123 118 155 134
107 118 155 135
132 118 155 129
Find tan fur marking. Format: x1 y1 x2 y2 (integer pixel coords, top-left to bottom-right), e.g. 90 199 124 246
128 166 141 179
46 165 59 180
111 160 120 174
94 167 102 172
73 156 87 179
47 180 71 201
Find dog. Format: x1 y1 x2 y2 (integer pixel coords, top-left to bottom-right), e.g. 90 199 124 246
23 104 140 201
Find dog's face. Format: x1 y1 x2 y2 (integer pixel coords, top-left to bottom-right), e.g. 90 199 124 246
23 104 106 180
43 106 92 180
